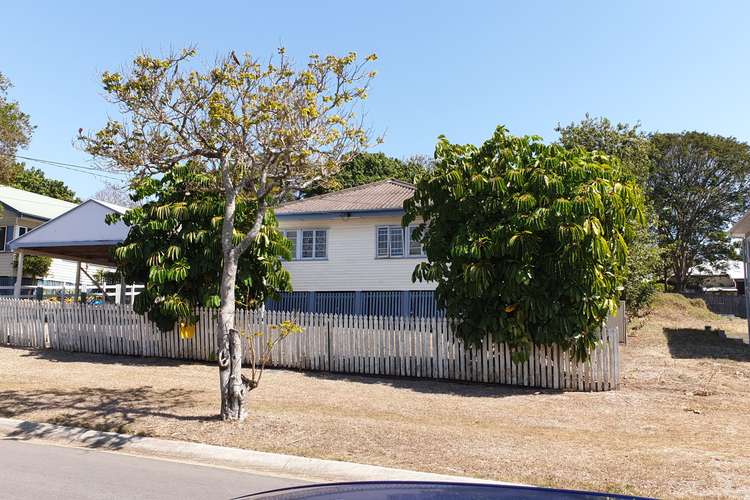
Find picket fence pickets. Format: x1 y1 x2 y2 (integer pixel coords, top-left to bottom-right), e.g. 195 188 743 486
0 298 621 391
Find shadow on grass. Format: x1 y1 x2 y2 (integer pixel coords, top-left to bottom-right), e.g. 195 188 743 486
664 328 750 362
0 386 218 444
299 370 563 398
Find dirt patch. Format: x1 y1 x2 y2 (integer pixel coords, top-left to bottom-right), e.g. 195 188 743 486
0 293 748 498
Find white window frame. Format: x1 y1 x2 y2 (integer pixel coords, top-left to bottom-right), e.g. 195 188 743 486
375 225 425 259
16 226 29 238
282 228 328 261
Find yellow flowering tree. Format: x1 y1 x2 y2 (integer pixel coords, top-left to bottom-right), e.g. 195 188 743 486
80 47 376 421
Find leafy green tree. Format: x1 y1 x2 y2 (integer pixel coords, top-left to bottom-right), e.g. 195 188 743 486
13 254 52 282
80 47 374 421
404 126 644 360
10 167 79 202
302 152 429 196
648 132 750 291
0 72 33 184
111 163 291 332
556 115 652 183
556 115 661 314
621 224 663 314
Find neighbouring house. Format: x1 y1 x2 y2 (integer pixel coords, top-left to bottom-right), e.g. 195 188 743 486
0 185 113 296
272 179 437 316
685 260 745 295
730 213 750 336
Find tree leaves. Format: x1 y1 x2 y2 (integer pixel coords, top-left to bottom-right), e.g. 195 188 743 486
404 126 644 361
113 163 292 331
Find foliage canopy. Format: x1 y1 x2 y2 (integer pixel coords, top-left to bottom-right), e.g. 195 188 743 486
13 253 52 280
10 167 79 203
0 72 33 184
110 163 292 332
556 115 661 314
302 152 430 196
648 132 750 291
404 127 644 360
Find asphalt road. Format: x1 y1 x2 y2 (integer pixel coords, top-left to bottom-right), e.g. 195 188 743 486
0 439 308 499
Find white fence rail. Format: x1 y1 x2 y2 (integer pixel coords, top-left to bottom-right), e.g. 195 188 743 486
0 299 622 391
0 284 144 305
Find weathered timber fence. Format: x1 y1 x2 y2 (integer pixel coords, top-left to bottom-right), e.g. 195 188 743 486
683 292 747 318
0 298 622 391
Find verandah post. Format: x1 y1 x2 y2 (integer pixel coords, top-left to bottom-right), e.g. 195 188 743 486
13 250 24 299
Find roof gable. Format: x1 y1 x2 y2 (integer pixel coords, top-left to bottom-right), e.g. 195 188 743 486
9 199 129 251
275 179 415 217
0 185 78 220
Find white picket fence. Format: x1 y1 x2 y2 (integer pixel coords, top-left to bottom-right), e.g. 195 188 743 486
0 298 622 391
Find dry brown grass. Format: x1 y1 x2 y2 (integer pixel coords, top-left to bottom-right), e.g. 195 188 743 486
1 293 749 498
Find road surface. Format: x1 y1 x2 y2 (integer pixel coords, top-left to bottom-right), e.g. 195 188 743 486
0 439 308 499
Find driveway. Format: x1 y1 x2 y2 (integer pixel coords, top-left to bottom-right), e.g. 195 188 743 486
0 439 307 499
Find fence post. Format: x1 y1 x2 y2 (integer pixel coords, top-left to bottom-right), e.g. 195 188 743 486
326 318 332 371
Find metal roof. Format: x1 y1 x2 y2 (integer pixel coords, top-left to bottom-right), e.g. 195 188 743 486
690 260 745 281
0 185 78 220
275 179 415 216
8 199 129 266
90 199 128 214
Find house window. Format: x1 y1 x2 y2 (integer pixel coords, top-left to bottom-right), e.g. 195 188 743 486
389 226 404 257
282 229 327 260
376 225 424 258
17 226 29 237
376 227 389 257
0 226 6 252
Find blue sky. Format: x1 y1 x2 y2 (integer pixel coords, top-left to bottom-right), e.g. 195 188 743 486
1 1 749 198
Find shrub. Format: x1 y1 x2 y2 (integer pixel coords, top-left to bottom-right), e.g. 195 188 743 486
404 127 644 360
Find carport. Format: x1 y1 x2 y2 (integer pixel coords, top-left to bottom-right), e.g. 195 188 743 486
8 199 129 300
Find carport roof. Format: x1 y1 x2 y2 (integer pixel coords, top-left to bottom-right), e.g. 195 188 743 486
8 199 129 266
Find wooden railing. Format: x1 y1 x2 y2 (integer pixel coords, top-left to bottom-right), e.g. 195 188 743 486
0 299 622 391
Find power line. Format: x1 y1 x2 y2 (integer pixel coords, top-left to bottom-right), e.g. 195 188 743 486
0 152 127 181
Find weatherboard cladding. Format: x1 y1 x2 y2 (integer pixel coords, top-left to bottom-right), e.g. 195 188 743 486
274 179 415 216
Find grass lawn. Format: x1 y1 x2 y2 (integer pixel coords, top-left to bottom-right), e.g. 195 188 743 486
1 293 748 498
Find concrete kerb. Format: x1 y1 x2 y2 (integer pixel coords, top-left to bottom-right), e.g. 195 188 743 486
0 417 517 485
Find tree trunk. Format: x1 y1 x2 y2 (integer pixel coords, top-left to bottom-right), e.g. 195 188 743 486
217 178 246 421
218 251 246 421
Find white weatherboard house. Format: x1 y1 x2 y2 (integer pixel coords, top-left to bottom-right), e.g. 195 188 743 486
274 179 434 293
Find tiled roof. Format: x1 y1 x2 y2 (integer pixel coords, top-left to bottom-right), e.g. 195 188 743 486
275 179 415 216
0 185 78 220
